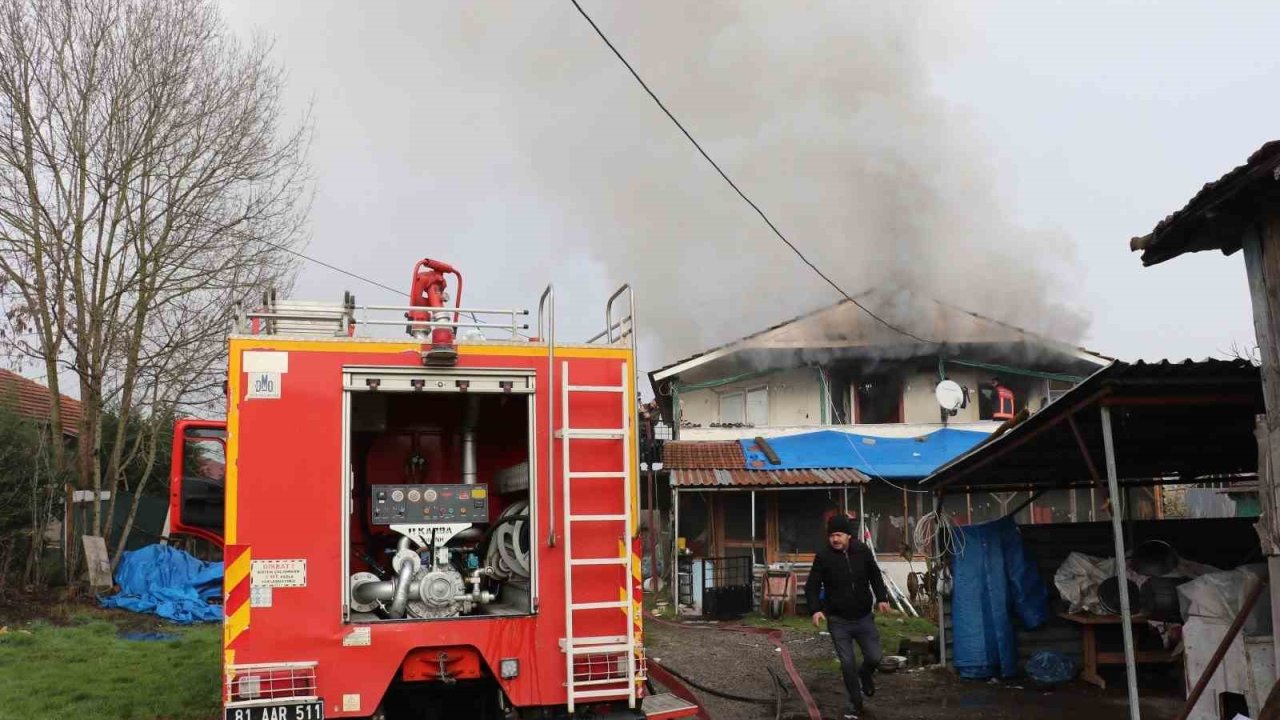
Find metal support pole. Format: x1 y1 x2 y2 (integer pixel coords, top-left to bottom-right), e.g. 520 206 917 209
859 486 866 544
671 486 680 607
934 493 947 670
648 462 658 594
1101 406 1141 720
751 490 757 566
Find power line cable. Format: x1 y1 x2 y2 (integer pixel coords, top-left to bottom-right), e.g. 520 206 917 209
258 239 403 297
567 0 935 345
258 239 531 339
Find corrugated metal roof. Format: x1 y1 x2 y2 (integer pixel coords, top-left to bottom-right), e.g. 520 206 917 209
663 441 746 469
1132 140 1280 266
671 467 867 487
922 359 1264 492
0 370 82 436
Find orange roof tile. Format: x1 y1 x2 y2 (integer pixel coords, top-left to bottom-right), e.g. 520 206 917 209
0 370 83 436
662 441 746 469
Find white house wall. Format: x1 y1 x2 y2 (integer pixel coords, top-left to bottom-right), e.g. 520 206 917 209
902 368 982 424
678 362 1053 430
677 367 823 428
679 421 1003 442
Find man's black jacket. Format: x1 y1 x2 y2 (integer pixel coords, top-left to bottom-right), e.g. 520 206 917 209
804 541 889 621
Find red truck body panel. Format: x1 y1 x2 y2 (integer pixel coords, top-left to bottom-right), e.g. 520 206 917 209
219 337 643 717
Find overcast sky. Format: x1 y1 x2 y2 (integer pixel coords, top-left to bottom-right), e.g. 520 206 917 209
217 1 1277 372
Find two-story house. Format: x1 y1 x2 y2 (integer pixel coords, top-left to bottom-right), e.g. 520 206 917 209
647 290 1108 611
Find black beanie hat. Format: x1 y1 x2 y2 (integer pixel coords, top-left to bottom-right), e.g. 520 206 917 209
827 514 855 536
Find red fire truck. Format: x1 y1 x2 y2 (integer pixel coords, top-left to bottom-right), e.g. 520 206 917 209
167 260 696 720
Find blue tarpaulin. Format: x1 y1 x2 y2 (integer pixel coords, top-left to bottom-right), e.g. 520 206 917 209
950 517 1049 680
99 544 223 624
740 428 989 478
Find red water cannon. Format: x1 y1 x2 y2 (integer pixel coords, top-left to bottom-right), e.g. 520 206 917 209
408 258 463 366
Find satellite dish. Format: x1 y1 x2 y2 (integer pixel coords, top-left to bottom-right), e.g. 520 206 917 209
935 380 966 412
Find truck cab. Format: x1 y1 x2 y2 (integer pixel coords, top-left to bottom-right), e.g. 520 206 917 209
169 418 228 547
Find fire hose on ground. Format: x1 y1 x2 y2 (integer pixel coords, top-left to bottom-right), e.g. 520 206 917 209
657 662 788 703
649 617 823 720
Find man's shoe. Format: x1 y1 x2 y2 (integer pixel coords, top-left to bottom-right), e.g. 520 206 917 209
860 669 876 698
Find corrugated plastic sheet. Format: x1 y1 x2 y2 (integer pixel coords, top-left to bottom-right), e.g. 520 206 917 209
670 467 866 487
741 428 990 479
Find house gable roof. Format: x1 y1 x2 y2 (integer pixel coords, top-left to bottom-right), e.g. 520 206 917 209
650 290 1108 385
0 370 82 437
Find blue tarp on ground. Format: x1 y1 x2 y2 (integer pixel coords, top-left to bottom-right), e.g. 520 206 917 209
950 517 1050 680
99 544 223 624
740 428 990 478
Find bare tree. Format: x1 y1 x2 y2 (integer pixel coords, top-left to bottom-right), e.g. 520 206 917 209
1224 341 1262 366
0 0 309 573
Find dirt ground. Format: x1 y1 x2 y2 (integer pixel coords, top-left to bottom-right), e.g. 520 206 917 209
645 618 1184 720
0 590 171 633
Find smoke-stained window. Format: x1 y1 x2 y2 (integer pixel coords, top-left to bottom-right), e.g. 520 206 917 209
718 386 769 426
719 391 745 424
746 387 769 426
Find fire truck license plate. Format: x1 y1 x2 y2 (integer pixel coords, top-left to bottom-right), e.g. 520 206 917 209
224 701 324 720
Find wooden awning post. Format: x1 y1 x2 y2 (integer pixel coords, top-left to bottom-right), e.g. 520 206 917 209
1101 405 1141 720
1255 415 1280 678
1244 216 1280 684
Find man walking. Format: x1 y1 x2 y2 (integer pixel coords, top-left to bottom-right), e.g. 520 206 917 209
805 515 890 719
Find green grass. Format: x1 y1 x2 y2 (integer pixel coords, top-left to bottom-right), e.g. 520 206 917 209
643 592 677 620
0 610 220 720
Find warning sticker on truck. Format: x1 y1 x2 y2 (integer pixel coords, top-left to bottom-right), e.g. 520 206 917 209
251 559 306 588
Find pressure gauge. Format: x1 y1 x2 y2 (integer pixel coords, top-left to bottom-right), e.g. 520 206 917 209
408 489 422 503
424 489 438 503
391 489 405 502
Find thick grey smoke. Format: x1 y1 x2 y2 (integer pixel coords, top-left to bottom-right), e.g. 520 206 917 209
310 2 1091 365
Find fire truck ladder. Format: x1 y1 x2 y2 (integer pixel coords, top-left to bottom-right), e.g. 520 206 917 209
558 360 639 712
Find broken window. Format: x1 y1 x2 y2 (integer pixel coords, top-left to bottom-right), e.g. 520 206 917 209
855 376 903 424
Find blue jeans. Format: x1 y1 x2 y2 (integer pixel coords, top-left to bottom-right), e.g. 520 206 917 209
828 613 882 712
